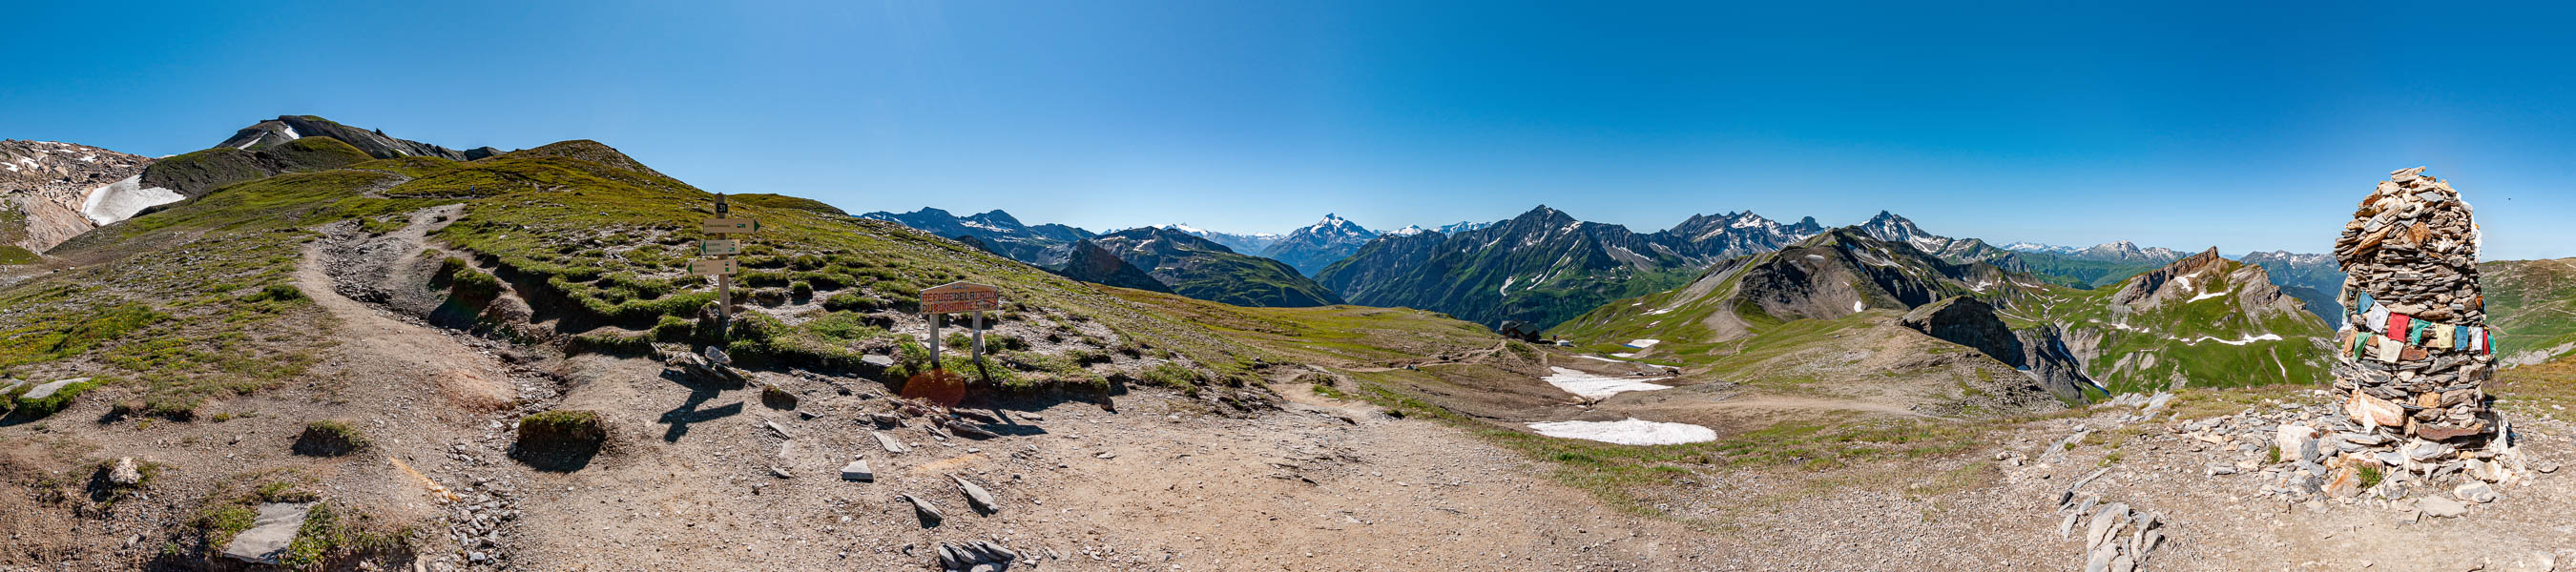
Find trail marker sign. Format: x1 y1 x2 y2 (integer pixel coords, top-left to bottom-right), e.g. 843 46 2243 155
922 282 1003 315
921 281 1003 377
702 218 760 235
699 194 756 327
688 258 738 276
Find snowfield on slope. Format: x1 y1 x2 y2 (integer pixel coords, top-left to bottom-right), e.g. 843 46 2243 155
80 174 183 225
1541 367 1672 398
1528 418 1717 445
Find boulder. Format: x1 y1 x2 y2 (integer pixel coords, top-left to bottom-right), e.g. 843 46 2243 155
2454 481 2498 503
2275 423 2318 464
108 458 143 486
841 459 873 482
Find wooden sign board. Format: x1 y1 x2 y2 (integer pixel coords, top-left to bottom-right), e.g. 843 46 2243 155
921 281 1001 314
702 218 760 235
688 258 739 276
698 239 741 256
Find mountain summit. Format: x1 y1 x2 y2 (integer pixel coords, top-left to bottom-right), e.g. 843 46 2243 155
1257 214 1380 276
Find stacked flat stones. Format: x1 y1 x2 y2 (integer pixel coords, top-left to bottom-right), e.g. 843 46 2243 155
2328 166 2503 483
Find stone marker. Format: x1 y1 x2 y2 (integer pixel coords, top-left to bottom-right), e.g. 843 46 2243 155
953 475 998 515
841 459 874 482
2329 167 2508 489
220 502 315 563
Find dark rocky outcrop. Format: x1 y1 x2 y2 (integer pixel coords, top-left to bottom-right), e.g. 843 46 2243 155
1900 296 2026 367
217 115 480 161
1054 239 1170 293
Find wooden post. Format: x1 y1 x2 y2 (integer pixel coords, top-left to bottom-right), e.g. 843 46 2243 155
714 194 732 328
927 313 942 371
971 311 986 362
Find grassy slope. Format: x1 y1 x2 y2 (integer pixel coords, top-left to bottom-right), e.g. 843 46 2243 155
0 139 1263 419
411 141 1261 381
2483 257 2576 362
1156 252 1342 308
2001 262 2332 394
2 169 438 415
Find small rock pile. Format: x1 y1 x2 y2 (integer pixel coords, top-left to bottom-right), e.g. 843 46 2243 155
2054 468 2169 572
2325 166 2522 504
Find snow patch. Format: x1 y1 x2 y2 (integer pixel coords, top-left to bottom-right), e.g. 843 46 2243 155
79 175 184 226
1528 419 1716 445
1643 307 1674 316
2188 291 2228 302
2181 334 2284 346
1623 339 1660 349
1852 300 1866 313
1541 367 1674 398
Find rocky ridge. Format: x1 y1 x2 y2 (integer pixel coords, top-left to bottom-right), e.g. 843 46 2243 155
0 140 158 255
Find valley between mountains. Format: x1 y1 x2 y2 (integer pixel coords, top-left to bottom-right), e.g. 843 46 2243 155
4 117 2575 571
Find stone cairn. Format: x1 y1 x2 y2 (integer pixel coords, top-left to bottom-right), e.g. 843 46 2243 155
2320 166 2522 501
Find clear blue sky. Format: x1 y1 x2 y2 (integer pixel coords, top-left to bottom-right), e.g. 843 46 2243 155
5 1 2573 259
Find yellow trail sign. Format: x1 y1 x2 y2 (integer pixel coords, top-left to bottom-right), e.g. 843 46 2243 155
688 258 739 276
921 281 1001 314
702 218 760 235
698 239 741 255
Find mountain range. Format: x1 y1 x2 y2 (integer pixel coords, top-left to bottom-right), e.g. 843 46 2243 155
1314 205 1824 330
858 208 1094 267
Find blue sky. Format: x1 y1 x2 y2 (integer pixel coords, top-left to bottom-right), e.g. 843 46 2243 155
5 1 2573 259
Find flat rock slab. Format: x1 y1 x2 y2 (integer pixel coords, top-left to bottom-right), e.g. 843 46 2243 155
873 431 909 454
902 495 944 527
953 475 998 514
841 460 873 481
19 378 88 401
0 379 23 397
221 502 314 563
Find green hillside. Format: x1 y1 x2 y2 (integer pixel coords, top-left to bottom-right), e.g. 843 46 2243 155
2 139 1268 419
1998 255 2333 394
2483 257 2576 364
1085 227 1343 308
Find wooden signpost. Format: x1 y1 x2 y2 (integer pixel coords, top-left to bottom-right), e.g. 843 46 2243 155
905 281 1001 409
921 281 1003 366
698 194 757 327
